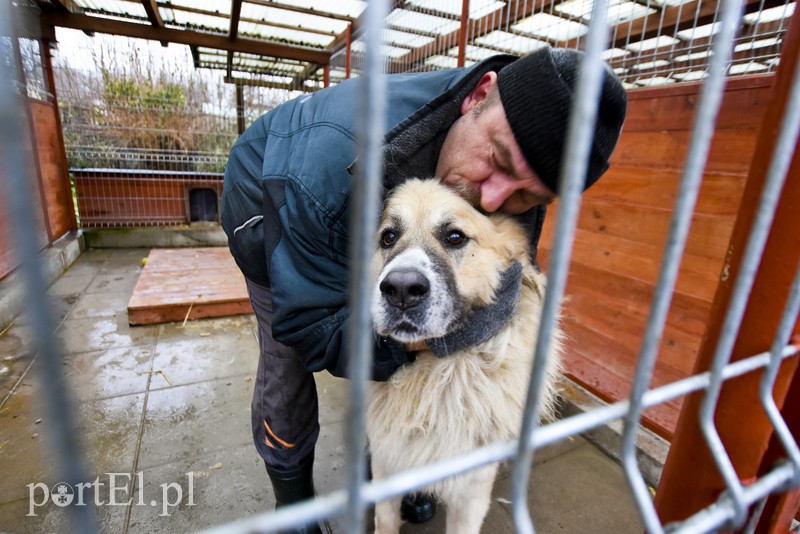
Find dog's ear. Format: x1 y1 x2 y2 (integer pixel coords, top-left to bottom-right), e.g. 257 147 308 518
489 215 530 263
446 181 482 209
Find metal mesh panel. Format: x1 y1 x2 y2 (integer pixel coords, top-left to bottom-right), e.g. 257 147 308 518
51 31 302 227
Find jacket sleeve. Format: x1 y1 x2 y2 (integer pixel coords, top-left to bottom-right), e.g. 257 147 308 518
265 178 409 380
258 113 410 380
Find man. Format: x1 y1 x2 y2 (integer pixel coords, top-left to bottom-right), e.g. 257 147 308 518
222 46 627 533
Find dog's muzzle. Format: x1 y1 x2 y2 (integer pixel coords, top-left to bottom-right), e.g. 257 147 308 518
372 248 458 342
379 268 430 311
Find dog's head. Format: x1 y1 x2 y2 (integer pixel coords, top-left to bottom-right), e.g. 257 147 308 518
371 178 531 344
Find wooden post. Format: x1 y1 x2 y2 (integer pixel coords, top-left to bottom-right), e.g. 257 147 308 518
653 10 800 528
42 38 78 232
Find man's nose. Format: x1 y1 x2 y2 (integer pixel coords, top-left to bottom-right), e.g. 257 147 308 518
480 174 518 212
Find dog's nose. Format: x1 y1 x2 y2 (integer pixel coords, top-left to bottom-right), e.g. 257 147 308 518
380 269 430 310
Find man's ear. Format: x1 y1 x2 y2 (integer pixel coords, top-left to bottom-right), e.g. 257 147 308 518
461 71 498 115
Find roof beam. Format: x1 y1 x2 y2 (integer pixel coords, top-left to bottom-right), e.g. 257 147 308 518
40 9 330 65
47 0 79 12
141 0 163 27
229 0 243 39
227 0 243 76
141 0 167 47
247 0 355 23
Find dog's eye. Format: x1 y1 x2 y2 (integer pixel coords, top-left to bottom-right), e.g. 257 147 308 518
445 230 466 247
380 230 397 248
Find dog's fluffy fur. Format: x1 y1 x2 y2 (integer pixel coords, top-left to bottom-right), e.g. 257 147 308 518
367 179 563 534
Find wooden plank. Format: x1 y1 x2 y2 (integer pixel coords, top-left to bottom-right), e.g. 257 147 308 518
561 318 684 438
559 261 713 341
561 166 747 216
561 287 702 376
127 248 252 325
552 227 723 304
574 197 737 262
623 76 773 132
611 128 761 174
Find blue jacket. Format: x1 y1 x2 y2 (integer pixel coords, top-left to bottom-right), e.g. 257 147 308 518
221 55 545 380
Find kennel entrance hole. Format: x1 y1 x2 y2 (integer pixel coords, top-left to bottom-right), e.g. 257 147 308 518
189 187 218 222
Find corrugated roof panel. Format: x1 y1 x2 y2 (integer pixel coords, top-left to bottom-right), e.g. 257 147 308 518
76 0 147 19
734 37 781 52
425 54 462 69
742 2 795 24
513 13 588 41
384 29 435 48
240 3 349 35
635 76 676 86
166 0 231 16
238 21 334 47
556 0 656 24
406 0 506 19
473 31 548 54
626 35 681 52
677 22 720 40
266 0 367 19
164 11 229 33
350 40 410 59
386 9 461 34
446 44 504 61
728 61 769 74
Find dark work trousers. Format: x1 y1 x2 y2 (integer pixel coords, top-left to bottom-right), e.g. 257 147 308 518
245 277 320 471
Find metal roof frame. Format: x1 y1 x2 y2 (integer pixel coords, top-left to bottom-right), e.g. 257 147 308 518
35 0 797 89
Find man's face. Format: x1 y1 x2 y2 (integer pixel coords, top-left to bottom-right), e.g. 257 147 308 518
436 72 555 214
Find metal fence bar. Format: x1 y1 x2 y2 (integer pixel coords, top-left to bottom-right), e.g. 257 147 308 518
670 462 796 533
756 60 800 486
619 0 748 529
0 6 96 533
344 0 389 532
509 2 612 531
699 34 800 528
197 344 800 534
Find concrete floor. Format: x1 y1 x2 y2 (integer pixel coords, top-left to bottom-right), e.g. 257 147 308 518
0 246 645 533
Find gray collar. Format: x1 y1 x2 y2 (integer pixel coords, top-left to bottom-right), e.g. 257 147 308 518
426 261 523 357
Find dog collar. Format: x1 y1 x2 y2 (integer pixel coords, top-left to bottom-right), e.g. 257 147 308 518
426 260 523 357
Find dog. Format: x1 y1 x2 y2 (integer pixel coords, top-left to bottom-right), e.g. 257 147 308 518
367 179 563 534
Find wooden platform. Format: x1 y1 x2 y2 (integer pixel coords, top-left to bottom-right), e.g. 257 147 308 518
127 248 253 325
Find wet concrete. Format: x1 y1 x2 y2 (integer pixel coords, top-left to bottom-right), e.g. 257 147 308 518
0 247 645 533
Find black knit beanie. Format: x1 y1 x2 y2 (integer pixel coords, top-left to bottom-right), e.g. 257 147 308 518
496 47 627 193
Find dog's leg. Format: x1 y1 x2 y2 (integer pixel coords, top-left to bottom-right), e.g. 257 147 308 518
443 464 498 534
371 462 403 534
373 495 403 534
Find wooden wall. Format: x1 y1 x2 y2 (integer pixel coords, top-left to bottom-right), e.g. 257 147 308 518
0 99 75 281
538 75 776 439
31 100 75 240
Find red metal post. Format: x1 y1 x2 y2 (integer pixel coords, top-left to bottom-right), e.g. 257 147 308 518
323 64 330 88
345 23 352 79
653 10 800 528
457 0 470 67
